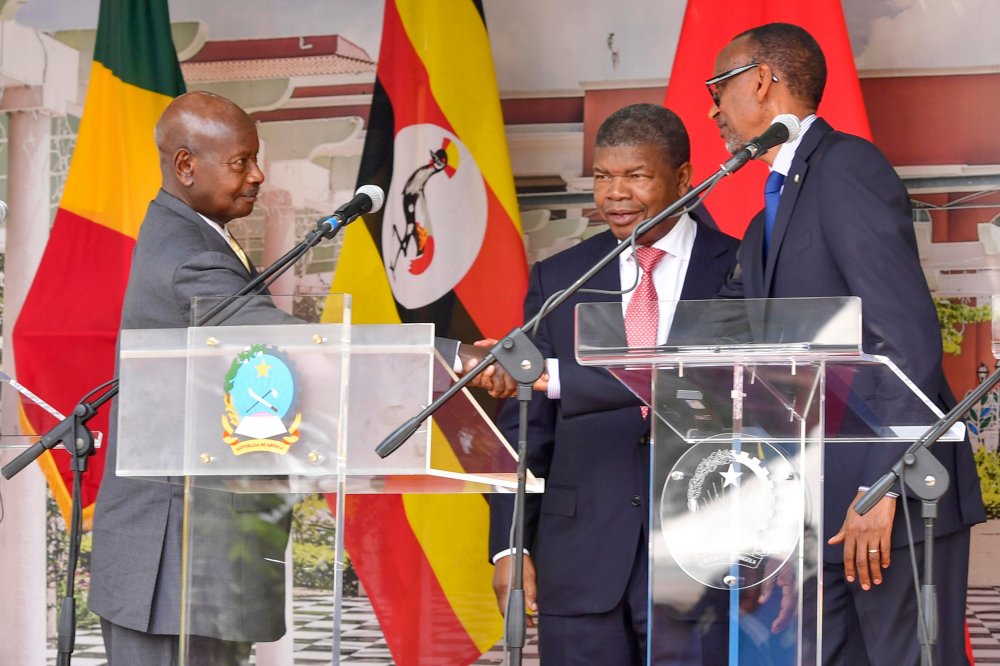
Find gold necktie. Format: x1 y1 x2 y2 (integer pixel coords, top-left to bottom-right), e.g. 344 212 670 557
226 233 251 272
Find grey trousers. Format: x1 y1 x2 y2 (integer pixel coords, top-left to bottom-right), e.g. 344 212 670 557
100 619 251 666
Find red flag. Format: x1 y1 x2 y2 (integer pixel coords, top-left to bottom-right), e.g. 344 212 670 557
665 1 870 237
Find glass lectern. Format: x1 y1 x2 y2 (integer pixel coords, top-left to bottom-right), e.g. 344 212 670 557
116 293 539 663
576 297 962 665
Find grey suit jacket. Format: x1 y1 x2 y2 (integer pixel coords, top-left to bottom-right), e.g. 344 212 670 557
88 190 299 642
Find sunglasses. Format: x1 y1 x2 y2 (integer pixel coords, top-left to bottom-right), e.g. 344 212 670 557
705 63 778 107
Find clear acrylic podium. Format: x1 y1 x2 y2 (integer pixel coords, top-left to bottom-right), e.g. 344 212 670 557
576 297 962 665
115 294 539 663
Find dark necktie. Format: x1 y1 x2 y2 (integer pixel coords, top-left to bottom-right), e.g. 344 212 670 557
763 170 785 256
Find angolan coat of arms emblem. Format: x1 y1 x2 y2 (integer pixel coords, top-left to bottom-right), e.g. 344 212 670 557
222 344 301 455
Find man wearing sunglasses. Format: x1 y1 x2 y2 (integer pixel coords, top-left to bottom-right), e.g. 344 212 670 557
708 23 984 665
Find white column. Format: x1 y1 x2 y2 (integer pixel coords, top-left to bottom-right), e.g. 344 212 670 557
261 189 298 311
0 108 53 665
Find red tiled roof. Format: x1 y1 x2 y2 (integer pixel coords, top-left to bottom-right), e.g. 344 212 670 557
182 55 374 82
180 34 375 82
186 35 372 64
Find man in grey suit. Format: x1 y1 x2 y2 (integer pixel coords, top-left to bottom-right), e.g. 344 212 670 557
88 90 509 665
88 91 299 664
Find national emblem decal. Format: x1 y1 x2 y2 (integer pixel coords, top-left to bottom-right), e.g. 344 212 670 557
222 344 301 455
658 436 802 590
382 124 487 309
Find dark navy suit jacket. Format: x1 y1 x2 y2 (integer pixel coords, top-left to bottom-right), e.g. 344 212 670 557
719 118 985 561
489 220 739 616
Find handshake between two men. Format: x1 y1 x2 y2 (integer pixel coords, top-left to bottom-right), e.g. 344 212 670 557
459 338 547 399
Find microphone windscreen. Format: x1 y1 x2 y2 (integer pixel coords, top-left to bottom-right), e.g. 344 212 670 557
356 184 385 214
772 114 802 144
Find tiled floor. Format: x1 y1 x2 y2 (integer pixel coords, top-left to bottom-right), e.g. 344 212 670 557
45 595 541 665
968 587 1000 664
51 588 1000 665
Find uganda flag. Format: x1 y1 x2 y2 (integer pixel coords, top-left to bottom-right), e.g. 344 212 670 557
665 0 871 237
329 0 527 663
12 0 185 526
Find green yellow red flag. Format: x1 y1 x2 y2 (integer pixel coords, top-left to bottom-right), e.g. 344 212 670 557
329 0 528 662
12 0 185 525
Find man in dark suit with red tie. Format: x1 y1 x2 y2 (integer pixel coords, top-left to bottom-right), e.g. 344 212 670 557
709 23 985 665
489 104 739 664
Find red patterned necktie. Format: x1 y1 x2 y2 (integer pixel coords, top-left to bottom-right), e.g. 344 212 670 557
625 245 666 418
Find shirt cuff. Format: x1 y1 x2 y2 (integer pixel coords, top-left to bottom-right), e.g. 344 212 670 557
858 485 899 500
491 547 530 564
545 358 560 399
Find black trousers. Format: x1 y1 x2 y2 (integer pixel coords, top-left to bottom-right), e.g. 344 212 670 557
822 528 972 666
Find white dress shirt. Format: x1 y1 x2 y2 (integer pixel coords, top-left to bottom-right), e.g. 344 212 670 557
196 211 230 241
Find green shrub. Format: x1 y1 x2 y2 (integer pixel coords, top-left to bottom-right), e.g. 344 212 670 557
974 447 1000 519
291 494 359 595
935 298 991 356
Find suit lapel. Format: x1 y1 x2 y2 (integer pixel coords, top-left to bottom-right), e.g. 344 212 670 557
681 223 729 300
742 212 767 298
578 230 627 341
582 230 624 295
763 118 831 294
763 165 808 292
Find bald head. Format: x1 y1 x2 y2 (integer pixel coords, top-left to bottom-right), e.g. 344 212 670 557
155 91 252 164
156 91 264 225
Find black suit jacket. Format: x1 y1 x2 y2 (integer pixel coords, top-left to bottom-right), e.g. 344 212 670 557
489 220 739 616
720 118 985 560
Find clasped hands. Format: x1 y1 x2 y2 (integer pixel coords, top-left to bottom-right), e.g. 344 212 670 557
459 338 548 398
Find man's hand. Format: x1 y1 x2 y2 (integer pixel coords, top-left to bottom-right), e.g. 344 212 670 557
458 341 518 398
458 339 549 398
827 491 895 590
756 559 797 634
492 552 538 627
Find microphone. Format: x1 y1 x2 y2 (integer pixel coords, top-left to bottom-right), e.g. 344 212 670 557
721 114 801 174
318 185 385 234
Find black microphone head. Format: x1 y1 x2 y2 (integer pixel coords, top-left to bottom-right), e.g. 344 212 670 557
746 114 802 159
719 114 801 174
770 114 801 145
356 184 385 214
